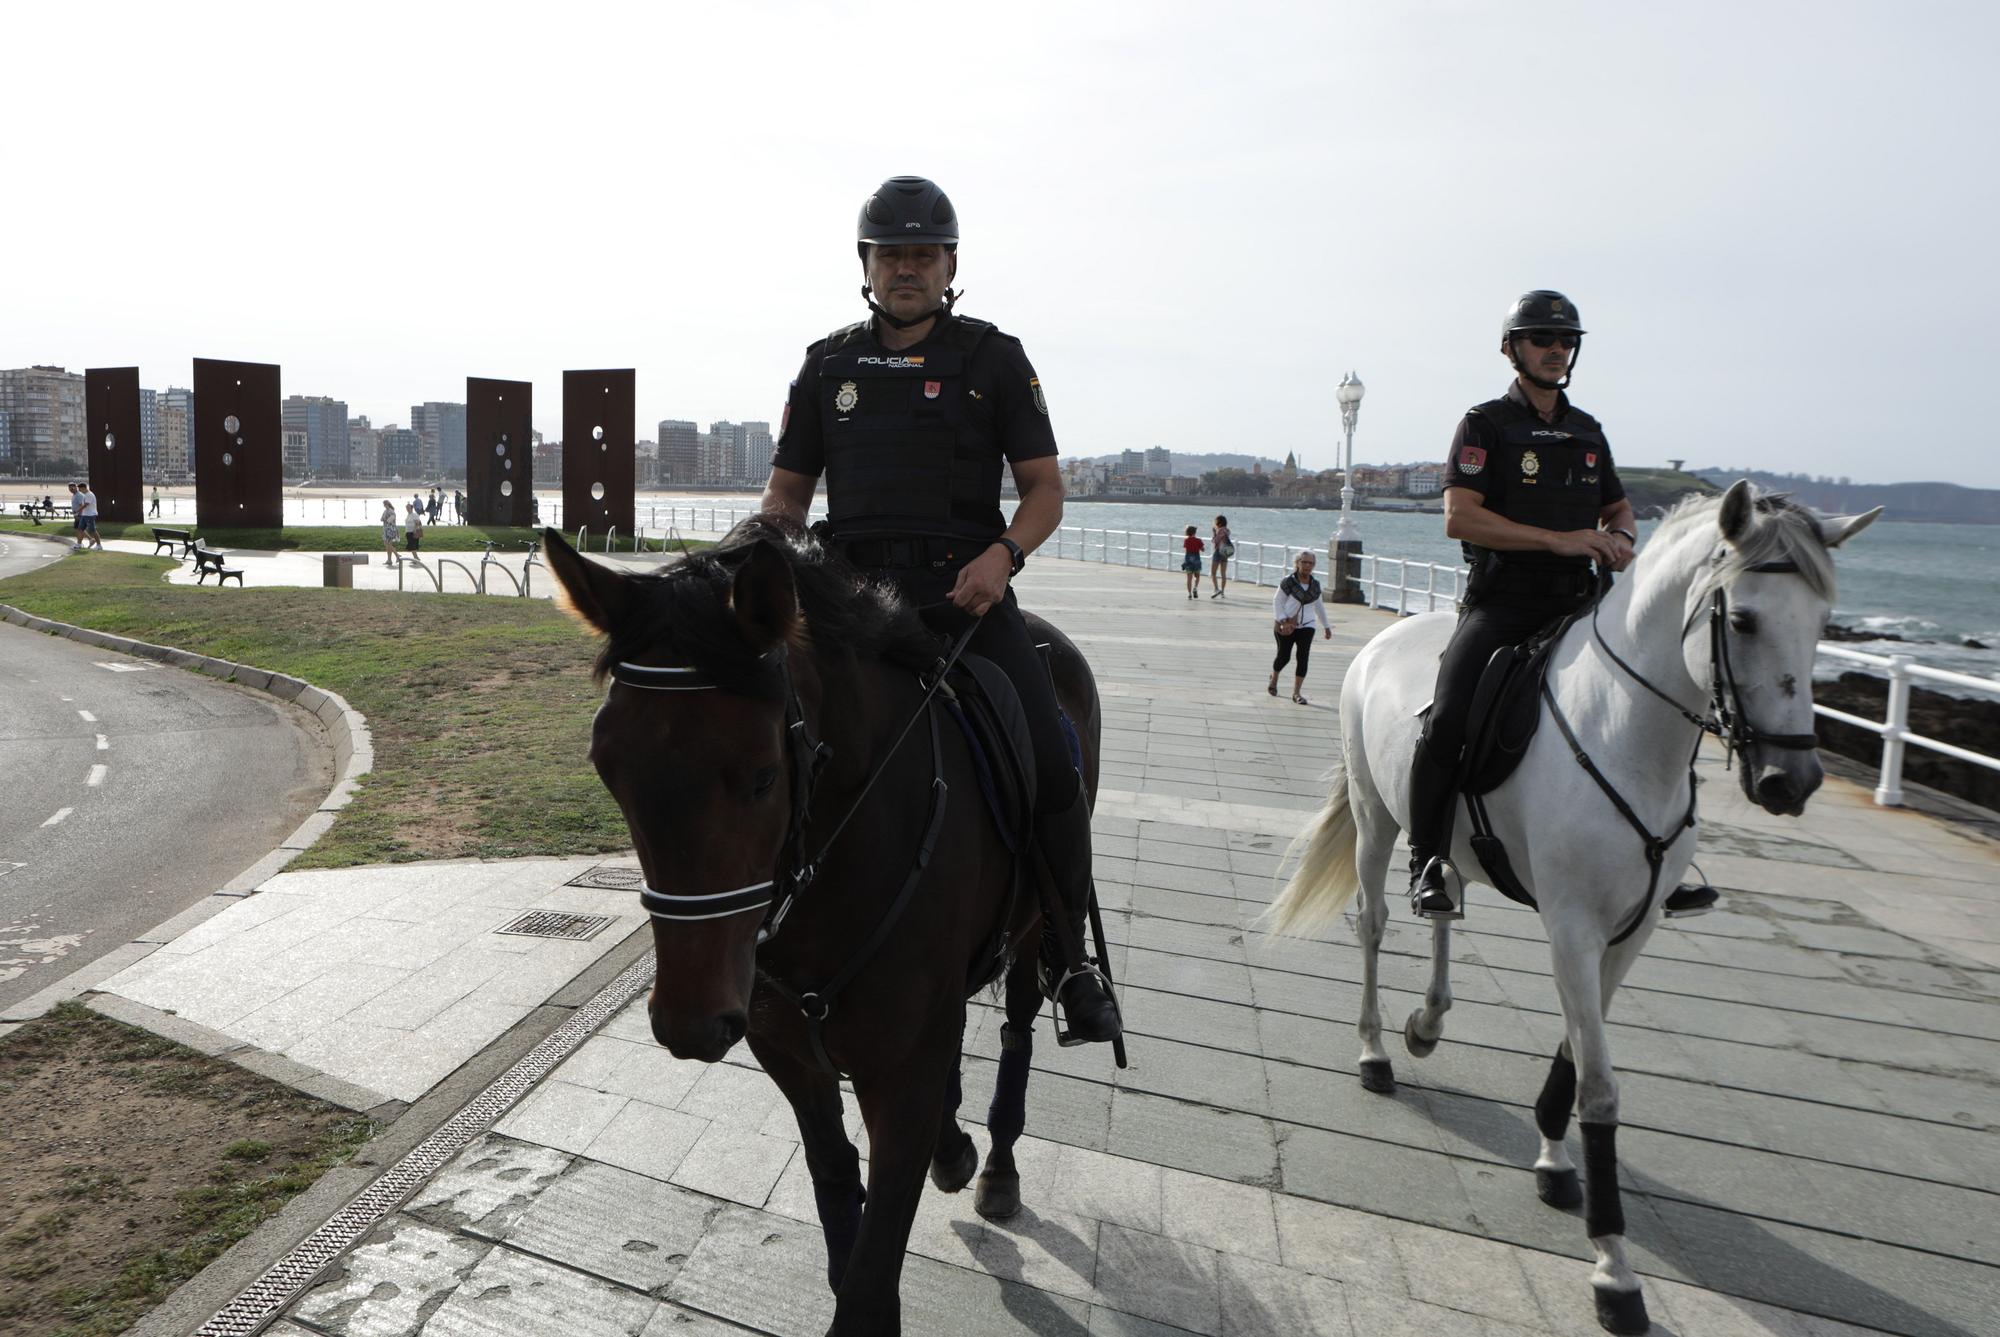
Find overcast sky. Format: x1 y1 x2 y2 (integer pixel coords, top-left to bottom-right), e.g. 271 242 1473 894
8 1 1995 484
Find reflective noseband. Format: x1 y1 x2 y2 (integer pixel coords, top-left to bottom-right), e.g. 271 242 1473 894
609 656 797 939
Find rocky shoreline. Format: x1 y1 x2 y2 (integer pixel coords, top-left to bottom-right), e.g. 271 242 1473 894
1814 672 2000 812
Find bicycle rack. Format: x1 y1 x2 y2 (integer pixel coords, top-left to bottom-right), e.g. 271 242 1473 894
479 554 522 597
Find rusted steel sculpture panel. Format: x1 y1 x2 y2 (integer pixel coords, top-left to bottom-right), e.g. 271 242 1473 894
562 369 635 538
192 358 283 531
84 366 143 522
466 377 533 527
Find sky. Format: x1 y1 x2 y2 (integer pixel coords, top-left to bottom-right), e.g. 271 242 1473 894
7 1 1996 484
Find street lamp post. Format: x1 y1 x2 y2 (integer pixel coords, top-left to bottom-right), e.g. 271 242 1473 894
1331 370 1365 601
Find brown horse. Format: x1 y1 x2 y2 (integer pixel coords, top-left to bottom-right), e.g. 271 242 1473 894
544 519 1101 1336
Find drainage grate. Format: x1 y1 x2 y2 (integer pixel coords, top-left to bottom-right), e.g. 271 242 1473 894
565 864 648 892
493 910 614 941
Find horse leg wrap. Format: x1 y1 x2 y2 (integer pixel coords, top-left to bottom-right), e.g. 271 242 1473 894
987 1024 1033 1147
1535 1047 1577 1142
1580 1121 1626 1240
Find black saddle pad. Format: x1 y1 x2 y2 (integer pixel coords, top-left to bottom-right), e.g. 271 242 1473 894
941 652 1036 852
1459 606 1591 796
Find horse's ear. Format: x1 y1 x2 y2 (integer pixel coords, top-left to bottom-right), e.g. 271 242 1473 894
731 542 799 648
1820 507 1883 549
1717 479 1756 545
543 527 631 635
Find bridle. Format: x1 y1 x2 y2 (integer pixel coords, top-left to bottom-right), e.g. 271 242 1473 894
1587 555 1822 764
1526 552 1820 944
607 619 979 1073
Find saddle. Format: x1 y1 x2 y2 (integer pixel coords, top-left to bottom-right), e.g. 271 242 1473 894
937 652 1037 855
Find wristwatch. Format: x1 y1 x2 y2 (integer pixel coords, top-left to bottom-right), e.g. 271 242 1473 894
994 537 1026 575
1608 527 1637 545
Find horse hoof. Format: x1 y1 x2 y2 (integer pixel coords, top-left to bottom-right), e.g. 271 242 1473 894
1535 1166 1582 1209
974 1170 1021 1220
1403 1012 1439 1059
930 1138 978 1194
1358 1059 1396 1094
1593 1285 1650 1335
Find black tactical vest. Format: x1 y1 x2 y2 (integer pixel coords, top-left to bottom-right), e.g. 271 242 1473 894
817 316 1005 542
1460 394 1612 576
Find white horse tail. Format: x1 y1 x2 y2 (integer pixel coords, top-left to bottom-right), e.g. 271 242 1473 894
1267 762 1360 938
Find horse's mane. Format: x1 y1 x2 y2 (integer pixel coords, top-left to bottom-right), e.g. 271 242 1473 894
589 516 940 696
1654 487 1837 603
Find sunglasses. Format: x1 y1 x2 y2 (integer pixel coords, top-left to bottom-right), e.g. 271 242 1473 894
1519 332 1580 350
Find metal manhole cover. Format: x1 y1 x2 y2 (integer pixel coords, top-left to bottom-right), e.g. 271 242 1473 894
494 910 614 941
566 865 648 891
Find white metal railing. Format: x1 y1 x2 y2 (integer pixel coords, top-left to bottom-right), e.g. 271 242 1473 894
1353 553 1464 614
1812 645 2000 806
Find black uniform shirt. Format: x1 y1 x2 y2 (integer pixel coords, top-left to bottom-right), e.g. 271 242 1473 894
773 314 1056 481
1442 381 1624 570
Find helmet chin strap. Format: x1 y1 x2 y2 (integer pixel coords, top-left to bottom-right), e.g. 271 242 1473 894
1508 335 1581 391
861 285 963 330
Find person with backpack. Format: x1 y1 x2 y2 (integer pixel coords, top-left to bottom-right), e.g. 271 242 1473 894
1209 514 1234 597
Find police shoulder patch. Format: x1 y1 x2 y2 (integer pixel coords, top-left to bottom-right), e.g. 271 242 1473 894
1457 445 1486 475
1030 377 1048 416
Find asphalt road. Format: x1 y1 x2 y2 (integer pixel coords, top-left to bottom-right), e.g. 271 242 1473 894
0 536 333 1011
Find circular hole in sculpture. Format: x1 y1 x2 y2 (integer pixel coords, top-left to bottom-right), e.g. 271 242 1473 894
223 414 240 434
591 482 605 500
104 432 115 450
495 443 506 456
500 433 508 443
500 480 513 496
503 459 512 470
235 437 244 446
592 425 604 441
222 452 234 466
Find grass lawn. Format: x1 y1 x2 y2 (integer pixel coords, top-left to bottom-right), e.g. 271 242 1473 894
0 1002 375 1337
0 549 632 867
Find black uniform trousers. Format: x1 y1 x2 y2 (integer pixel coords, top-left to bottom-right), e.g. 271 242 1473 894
1408 588 1588 859
862 565 1080 815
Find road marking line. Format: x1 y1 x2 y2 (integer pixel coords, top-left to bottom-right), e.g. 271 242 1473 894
76 709 96 722
59 696 73 702
42 808 74 827
96 734 109 750
86 764 108 787
94 661 148 673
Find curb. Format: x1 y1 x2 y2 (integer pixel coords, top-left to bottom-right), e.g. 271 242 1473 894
0 600 373 1028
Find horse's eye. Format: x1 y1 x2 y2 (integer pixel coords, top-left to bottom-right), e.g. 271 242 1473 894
1729 610 1758 634
752 765 779 798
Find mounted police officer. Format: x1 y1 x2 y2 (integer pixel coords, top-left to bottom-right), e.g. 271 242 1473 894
759 175 1122 1045
1407 291 1719 921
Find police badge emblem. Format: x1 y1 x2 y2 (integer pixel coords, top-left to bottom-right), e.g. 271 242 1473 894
1030 377 1048 416
834 381 859 413
1521 450 1540 477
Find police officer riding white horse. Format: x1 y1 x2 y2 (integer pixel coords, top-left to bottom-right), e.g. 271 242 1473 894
1406 290 1719 923
759 174 1122 1045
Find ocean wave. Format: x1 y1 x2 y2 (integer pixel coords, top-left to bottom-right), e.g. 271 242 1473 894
1836 612 1945 634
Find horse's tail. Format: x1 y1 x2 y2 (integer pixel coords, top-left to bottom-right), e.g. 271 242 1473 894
1265 761 1361 938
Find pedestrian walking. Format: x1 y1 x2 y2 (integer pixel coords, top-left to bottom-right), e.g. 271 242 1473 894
1268 549 1330 704
77 482 103 549
404 500 424 555
1209 514 1234 598
380 501 400 564
1181 525 1205 599
66 483 81 545
148 485 161 518
453 490 465 524
427 489 442 525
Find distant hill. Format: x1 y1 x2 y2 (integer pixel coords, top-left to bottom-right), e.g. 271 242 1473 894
1692 470 2000 525
1621 468 1719 516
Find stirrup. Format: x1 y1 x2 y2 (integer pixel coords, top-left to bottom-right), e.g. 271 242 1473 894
1409 857 1464 921
1663 882 1720 919
1052 963 1122 1047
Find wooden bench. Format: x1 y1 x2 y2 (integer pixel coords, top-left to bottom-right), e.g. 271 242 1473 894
152 526 197 557
17 502 60 525
192 546 243 587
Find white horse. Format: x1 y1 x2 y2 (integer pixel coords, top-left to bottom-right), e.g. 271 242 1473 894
1268 481 1879 1335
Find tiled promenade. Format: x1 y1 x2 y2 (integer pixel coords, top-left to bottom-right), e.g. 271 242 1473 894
93 555 1999 1336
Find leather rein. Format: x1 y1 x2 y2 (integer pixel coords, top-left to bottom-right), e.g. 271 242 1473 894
608 620 979 1073
1534 555 1815 944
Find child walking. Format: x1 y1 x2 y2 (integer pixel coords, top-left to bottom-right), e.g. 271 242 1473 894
1181 525 1205 599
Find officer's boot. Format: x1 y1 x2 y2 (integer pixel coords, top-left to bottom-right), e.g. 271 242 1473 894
1406 739 1463 920
1033 784 1122 1046
1663 881 1720 918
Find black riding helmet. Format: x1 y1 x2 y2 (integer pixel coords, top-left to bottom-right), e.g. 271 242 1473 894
857 175 961 328
1502 289 1586 390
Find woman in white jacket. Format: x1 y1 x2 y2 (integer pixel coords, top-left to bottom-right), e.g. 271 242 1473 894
1268 550 1332 704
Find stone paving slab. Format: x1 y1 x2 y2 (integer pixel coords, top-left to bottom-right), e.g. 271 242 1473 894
208 555 1997 1335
